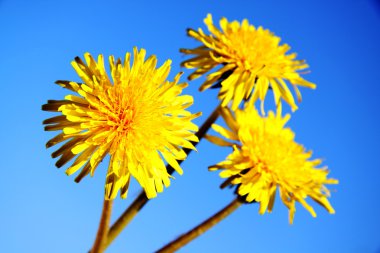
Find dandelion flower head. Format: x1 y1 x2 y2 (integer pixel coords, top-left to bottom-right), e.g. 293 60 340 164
207 104 337 223
43 48 200 199
181 14 316 112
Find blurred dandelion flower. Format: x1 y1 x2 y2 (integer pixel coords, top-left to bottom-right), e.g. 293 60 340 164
207 104 337 223
43 48 200 199
181 14 315 112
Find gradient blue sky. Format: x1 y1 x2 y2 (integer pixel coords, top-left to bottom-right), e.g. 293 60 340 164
1 0 379 252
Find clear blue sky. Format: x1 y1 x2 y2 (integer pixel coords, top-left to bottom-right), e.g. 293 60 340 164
1 0 379 252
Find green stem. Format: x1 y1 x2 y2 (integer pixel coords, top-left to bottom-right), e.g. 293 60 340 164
90 199 113 253
156 198 242 253
104 104 221 250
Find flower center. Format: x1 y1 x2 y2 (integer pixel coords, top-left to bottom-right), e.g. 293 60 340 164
116 106 134 132
224 28 283 77
104 96 136 135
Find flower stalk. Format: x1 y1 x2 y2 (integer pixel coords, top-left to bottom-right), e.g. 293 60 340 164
156 198 242 253
90 199 113 253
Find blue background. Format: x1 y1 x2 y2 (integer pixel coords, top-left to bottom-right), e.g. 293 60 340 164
1 0 379 252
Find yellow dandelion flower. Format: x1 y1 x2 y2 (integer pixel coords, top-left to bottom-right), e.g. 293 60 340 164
181 14 316 112
42 48 201 200
207 104 337 223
